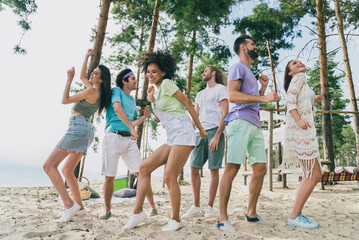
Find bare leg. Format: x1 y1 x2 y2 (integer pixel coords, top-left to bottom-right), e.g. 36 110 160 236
246 163 267 218
61 151 85 209
290 160 322 219
190 167 201 207
103 176 115 211
218 163 240 222
133 144 171 214
164 145 194 222
208 169 219 207
134 172 156 209
43 147 74 209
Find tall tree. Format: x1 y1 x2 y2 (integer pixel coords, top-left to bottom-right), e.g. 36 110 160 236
166 0 240 97
88 0 112 75
1 0 37 54
308 53 349 166
316 0 335 171
136 0 161 148
334 0 359 166
108 0 154 98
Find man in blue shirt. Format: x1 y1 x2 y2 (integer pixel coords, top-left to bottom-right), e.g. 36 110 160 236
99 69 157 219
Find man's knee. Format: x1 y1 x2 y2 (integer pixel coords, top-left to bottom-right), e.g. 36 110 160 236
252 163 267 177
191 167 200 177
224 163 240 179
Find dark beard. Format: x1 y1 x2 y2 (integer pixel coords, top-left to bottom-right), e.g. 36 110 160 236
202 75 211 82
247 48 258 60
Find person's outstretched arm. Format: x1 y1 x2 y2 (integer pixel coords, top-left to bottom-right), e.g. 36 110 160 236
80 49 94 88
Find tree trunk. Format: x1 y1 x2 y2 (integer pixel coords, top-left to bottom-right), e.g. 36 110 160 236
136 0 161 148
71 0 112 181
186 30 197 99
135 21 145 100
334 0 359 166
179 30 197 181
266 40 279 110
88 0 112 75
317 0 335 171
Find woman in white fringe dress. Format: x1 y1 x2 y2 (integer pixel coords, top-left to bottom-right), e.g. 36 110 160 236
282 60 324 229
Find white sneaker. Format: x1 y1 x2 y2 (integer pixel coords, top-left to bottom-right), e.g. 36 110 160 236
182 205 201 218
55 202 81 223
205 206 215 217
217 220 237 232
122 211 147 229
162 219 182 231
57 209 86 218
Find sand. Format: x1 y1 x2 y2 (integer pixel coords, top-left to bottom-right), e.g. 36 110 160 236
0 170 358 240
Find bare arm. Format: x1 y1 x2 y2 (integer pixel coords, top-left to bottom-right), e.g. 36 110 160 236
208 99 228 151
80 49 94 88
173 90 207 138
191 103 200 128
227 80 278 104
113 102 138 140
132 107 151 127
61 67 95 104
147 85 160 122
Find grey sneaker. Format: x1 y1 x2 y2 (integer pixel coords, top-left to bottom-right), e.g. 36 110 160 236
98 209 111 220
150 208 158 216
217 220 237 232
245 214 274 228
182 205 201 218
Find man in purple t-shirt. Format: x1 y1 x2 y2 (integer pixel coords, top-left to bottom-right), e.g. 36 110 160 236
217 34 279 232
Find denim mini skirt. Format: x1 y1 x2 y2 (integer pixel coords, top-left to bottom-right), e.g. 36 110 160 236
56 116 94 154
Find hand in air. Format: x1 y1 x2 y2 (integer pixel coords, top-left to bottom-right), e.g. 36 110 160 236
85 49 94 58
315 94 324 103
147 86 155 103
259 74 269 87
67 67 75 81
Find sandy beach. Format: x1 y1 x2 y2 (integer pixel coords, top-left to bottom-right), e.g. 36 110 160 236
0 170 358 240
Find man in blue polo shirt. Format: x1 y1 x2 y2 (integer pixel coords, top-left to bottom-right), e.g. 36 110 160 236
99 68 157 219
217 35 279 232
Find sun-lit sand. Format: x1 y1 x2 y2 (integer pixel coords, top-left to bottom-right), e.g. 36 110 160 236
1 170 358 239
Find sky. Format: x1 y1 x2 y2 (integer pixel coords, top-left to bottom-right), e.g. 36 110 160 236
0 0 358 175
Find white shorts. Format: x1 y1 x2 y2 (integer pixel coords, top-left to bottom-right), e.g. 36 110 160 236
165 115 196 146
101 132 142 177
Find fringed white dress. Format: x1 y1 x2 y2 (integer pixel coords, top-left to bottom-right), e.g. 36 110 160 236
283 72 321 179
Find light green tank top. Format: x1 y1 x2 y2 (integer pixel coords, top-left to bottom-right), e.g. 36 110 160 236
72 99 100 118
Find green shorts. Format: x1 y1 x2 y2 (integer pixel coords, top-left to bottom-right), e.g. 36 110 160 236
190 127 224 170
227 118 266 166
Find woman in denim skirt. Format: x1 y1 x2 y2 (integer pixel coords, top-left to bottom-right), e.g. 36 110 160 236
43 49 111 222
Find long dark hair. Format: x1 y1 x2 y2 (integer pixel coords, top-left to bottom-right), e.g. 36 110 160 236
115 68 132 88
284 60 294 92
139 50 177 79
98 65 112 115
208 65 226 85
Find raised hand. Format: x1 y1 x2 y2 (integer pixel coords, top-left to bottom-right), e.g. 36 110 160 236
315 94 324 103
67 67 75 81
147 86 155 103
259 74 269 87
85 49 94 58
